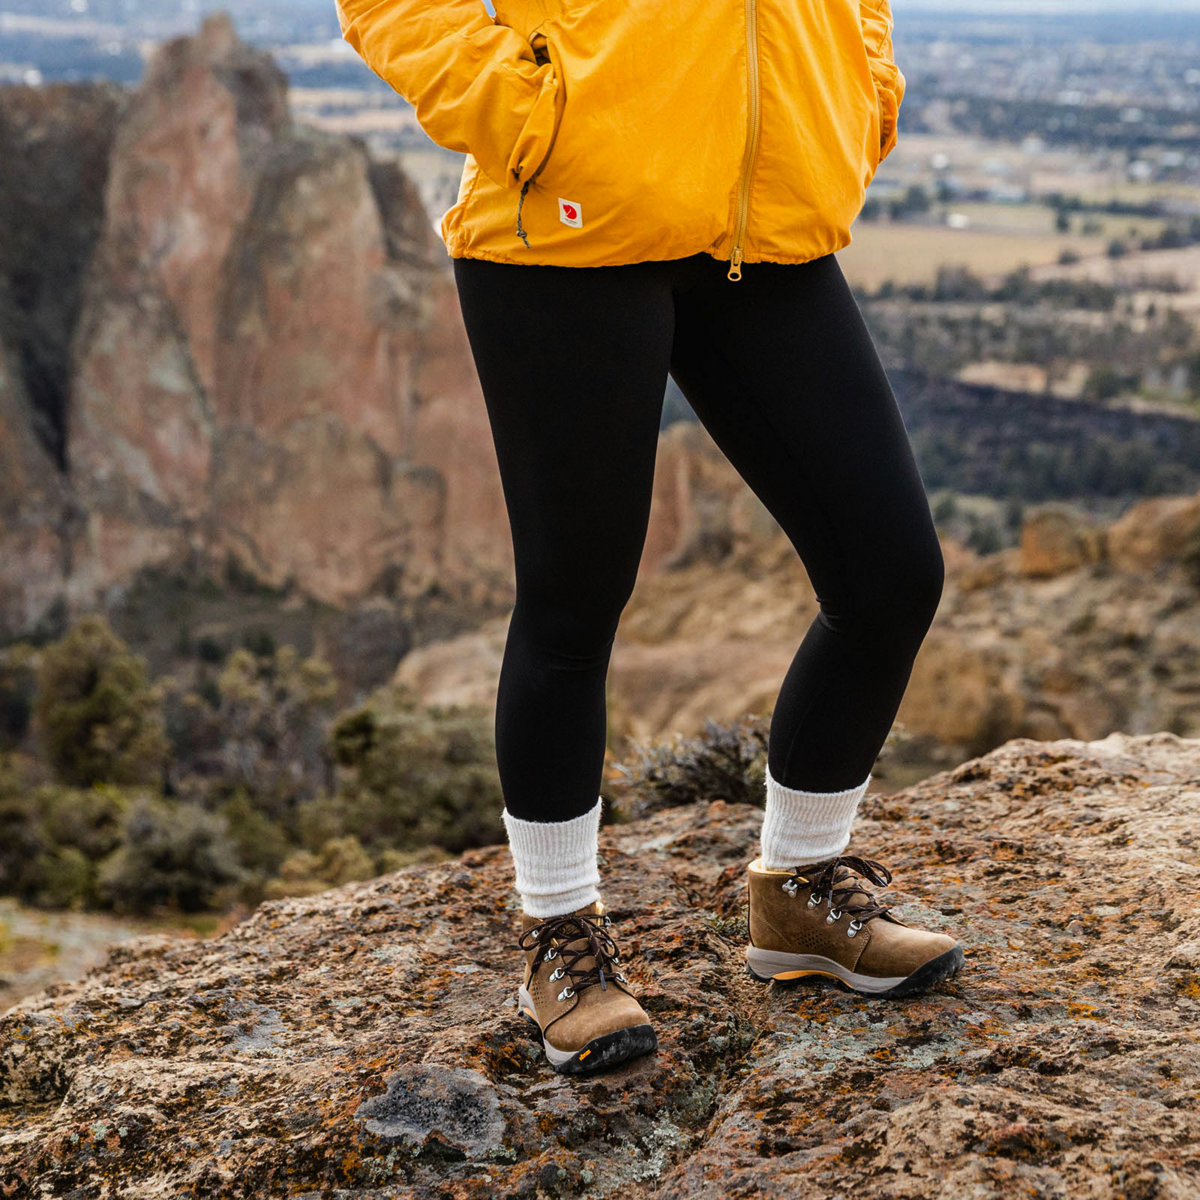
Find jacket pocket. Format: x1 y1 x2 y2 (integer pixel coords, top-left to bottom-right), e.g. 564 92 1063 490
513 25 568 245
526 28 566 185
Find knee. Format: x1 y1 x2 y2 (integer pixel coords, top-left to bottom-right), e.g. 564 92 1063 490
873 534 945 640
510 584 630 669
822 534 945 644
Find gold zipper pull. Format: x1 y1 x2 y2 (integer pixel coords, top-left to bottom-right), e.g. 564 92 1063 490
727 245 744 281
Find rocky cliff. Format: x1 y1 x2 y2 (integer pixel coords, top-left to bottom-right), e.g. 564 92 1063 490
0 78 126 638
1 731 1197 1197
0 12 773 647
0 13 520 637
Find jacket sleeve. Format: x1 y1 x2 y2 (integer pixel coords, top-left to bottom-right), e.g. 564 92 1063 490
859 0 905 162
335 0 561 189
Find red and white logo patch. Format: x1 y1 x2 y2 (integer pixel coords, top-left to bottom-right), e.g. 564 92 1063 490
558 198 582 228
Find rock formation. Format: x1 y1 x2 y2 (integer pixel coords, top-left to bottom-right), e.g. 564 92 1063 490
0 14 771 644
61 12 512 613
1 731 1197 1196
0 79 126 636
0 16 515 639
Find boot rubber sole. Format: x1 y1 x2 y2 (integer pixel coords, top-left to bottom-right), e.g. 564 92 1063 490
746 944 964 999
517 985 658 1075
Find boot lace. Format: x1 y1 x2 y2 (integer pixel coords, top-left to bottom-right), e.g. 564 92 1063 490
783 853 894 936
518 911 627 1001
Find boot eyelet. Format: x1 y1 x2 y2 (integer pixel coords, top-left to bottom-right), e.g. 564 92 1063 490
826 908 843 924
557 986 575 1002
544 947 558 960
806 893 820 908
549 967 564 981
847 919 863 938
782 879 799 896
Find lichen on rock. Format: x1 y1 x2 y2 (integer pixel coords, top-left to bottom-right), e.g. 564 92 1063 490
1 731 1198 1197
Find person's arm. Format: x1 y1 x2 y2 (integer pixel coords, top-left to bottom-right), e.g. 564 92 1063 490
335 0 560 188
859 0 905 162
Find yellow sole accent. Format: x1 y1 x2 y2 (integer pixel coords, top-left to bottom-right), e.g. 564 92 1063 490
771 969 843 982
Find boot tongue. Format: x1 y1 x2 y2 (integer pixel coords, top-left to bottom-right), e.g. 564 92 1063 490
523 903 608 981
831 865 872 909
794 863 874 909
521 900 604 933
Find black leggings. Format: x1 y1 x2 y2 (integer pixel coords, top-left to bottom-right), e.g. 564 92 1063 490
452 250 944 823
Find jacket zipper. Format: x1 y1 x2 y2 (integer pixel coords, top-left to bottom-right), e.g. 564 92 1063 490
727 0 762 281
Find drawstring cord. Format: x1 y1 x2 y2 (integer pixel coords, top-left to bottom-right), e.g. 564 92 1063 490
516 179 532 248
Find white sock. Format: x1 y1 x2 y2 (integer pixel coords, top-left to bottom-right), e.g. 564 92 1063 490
759 765 872 871
501 798 603 917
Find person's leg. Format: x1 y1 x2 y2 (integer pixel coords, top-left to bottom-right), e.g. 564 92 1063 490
452 254 672 1071
668 251 961 996
668 251 944 869
452 254 675 909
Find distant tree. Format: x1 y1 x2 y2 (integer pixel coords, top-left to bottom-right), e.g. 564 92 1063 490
966 515 1003 556
32 615 170 788
1003 496 1025 534
170 643 339 818
1082 366 1131 403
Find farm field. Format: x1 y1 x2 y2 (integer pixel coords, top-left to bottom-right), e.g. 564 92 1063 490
839 221 1109 289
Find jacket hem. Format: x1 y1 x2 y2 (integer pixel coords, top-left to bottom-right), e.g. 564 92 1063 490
440 238 852 269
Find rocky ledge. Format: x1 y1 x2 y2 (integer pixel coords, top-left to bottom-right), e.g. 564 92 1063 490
1 733 1198 1197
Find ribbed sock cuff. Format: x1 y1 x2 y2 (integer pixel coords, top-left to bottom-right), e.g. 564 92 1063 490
759 765 871 871
501 798 603 918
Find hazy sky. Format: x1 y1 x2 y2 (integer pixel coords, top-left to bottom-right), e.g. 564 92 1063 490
897 1 1200 10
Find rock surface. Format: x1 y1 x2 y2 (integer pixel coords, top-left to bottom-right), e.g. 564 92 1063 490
2 732 1197 1197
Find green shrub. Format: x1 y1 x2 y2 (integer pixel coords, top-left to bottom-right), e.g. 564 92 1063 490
217 786 292 876
0 771 129 908
167 644 338 821
31 614 169 787
262 835 377 900
319 684 504 856
0 644 37 748
31 846 93 908
317 835 375 885
97 795 245 914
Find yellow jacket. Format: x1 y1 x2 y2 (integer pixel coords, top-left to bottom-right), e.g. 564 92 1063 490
336 0 904 279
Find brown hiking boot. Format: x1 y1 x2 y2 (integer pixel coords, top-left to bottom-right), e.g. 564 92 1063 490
746 854 964 998
517 901 657 1074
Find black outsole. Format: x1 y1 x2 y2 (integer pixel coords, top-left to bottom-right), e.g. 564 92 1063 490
748 945 966 1000
520 1010 658 1075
